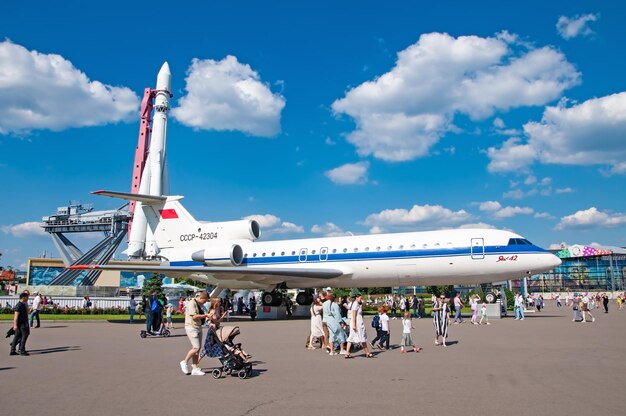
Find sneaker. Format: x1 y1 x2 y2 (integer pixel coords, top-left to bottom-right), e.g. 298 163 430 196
339 350 347 355
19 351 30 356
369 341 375 348
592 318 595 322
191 368 205 376
179 360 190 375
9 351 18 356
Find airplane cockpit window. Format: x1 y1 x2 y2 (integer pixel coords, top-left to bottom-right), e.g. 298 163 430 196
508 238 533 245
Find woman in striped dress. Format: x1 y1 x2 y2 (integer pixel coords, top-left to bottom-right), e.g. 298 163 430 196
432 294 450 347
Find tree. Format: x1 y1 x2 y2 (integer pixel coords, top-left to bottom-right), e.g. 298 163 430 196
426 285 454 297
142 273 165 298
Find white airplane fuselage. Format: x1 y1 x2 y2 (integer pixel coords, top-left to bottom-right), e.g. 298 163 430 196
165 228 560 290
85 191 561 293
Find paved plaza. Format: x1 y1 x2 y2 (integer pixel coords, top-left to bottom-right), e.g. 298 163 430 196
2 303 625 415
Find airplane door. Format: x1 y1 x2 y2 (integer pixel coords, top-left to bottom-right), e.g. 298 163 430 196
471 238 485 259
320 247 328 261
298 248 308 262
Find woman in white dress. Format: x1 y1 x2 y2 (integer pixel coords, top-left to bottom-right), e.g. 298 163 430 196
345 293 373 358
308 297 325 349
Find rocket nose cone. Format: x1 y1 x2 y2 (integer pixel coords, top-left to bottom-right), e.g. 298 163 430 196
156 62 171 91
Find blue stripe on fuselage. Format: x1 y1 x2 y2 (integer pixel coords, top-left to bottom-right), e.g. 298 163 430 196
170 244 546 267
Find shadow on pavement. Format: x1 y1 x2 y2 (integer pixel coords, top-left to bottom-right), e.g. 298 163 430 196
29 346 81 355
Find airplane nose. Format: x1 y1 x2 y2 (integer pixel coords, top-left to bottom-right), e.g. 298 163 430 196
548 253 562 269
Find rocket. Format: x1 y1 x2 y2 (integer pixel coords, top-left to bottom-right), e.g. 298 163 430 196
126 62 171 259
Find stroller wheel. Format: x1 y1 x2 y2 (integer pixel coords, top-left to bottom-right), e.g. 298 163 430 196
139 330 147 338
212 369 222 379
163 330 170 337
238 369 247 379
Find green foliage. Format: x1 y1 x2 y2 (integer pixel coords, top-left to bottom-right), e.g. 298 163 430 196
426 285 454 297
504 288 514 310
142 273 165 297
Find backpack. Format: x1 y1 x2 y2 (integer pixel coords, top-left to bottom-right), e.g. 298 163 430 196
371 313 380 329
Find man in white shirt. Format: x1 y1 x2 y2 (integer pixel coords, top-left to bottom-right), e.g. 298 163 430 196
29 292 41 328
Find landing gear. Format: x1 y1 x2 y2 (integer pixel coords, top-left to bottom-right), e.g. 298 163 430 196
295 290 314 305
485 290 499 304
261 291 283 306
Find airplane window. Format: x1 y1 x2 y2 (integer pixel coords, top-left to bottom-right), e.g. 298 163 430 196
435 243 440 246
244 253 248 258
281 251 285 256
312 250 316 254
507 239 516 246
522 239 533 245
411 244 416 248
423 244 427 248
291 251 296 255
354 248 358 252
253 253 257 257
343 248 348 253
332 249 337 254
365 247 370 252
376 246 381 251
262 253 266 257
271 252 275 256
387 246 392 250
399 245 404 249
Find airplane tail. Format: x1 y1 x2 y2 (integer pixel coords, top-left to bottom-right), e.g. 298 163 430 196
93 190 203 250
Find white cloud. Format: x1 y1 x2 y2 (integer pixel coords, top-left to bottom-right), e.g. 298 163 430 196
555 207 626 230
311 222 351 237
557 13 599 39
534 212 554 219
332 32 579 161
458 222 497 230
556 187 574 194
368 226 385 234
477 200 533 219
172 56 285 137
364 204 472 228
2 221 47 237
488 93 626 174
242 214 303 236
0 40 139 134
325 162 369 185
549 242 569 250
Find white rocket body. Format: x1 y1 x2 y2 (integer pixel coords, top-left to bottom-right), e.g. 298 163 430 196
126 62 171 259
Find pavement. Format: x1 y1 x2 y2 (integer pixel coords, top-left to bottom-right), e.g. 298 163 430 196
1 303 625 415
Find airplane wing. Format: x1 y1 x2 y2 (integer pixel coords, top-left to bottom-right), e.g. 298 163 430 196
67 264 344 281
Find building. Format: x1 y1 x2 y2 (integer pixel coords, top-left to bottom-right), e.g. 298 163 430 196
523 245 626 293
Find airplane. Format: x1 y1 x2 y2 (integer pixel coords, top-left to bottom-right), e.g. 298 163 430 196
69 190 562 306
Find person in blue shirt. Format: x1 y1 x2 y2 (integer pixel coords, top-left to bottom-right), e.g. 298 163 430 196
149 290 165 333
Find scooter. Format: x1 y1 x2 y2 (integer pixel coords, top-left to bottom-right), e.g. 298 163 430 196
140 322 170 338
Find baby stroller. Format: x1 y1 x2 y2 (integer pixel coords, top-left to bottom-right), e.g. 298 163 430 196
202 326 253 379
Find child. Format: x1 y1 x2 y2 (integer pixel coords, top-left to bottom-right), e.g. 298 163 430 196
400 312 420 353
165 303 174 329
479 303 490 325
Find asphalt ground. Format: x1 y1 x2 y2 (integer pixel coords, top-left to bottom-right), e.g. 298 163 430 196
1 302 625 416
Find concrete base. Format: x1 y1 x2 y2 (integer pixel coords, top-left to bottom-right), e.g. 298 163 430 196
485 303 502 319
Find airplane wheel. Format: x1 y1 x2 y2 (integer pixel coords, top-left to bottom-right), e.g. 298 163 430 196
212 369 222 379
296 291 313 305
139 330 147 338
238 369 247 379
485 291 497 304
262 291 282 306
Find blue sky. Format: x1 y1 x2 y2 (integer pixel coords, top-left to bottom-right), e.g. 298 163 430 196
1 0 625 270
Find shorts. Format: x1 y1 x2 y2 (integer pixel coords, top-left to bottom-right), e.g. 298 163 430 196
185 326 203 349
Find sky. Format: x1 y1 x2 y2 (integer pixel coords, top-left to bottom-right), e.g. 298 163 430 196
1 0 625 270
